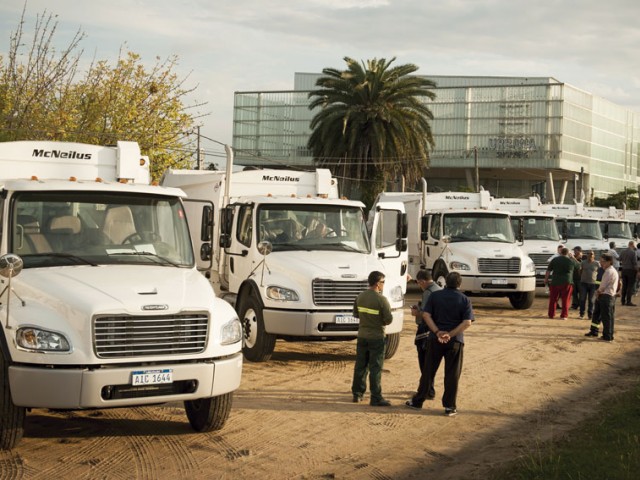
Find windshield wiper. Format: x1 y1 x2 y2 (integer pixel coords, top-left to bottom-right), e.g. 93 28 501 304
26 253 98 266
113 251 180 266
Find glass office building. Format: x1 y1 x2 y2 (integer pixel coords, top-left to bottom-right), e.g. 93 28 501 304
233 75 640 200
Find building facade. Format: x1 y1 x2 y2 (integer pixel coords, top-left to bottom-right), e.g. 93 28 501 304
233 75 640 201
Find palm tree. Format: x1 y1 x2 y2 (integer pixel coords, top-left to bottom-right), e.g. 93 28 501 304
307 57 436 205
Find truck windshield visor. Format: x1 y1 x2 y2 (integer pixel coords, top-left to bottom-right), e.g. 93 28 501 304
257 204 370 253
444 213 515 243
11 191 194 268
511 216 561 241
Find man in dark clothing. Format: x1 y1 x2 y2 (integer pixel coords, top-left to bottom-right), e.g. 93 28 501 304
619 241 638 306
351 271 393 406
405 272 474 416
544 247 576 319
410 270 442 399
571 246 583 309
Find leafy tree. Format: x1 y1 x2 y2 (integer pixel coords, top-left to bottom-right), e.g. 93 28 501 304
0 6 204 180
307 57 436 206
593 188 638 210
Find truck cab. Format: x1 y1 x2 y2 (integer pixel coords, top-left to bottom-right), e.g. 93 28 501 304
0 141 243 450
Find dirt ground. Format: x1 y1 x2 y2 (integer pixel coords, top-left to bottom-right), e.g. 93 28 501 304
2 290 639 480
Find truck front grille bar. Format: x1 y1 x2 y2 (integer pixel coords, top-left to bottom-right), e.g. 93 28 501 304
312 279 368 306
93 313 209 358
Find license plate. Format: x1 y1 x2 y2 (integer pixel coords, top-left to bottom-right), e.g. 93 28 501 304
131 369 173 385
335 314 359 324
491 278 508 285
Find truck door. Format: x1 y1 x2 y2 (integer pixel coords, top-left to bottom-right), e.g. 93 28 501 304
370 202 408 291
225 204 256 294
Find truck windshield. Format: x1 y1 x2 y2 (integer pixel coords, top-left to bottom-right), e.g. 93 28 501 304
600 221 632 239
510 216 560 241
558 219 603 240
11 191 194 268
443 213 515 243
257 204 370 253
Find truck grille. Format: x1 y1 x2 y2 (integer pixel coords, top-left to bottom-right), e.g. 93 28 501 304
312 279 368 306
478 258 521 274
528 253 552 267
94 313 209 358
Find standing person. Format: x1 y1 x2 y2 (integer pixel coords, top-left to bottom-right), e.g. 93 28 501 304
618 241 638 306
579 251 599 319
584 253 620 341
607 241 620 270
410 270 442 399
405 272 474 416
351 271 393 406
571 246 583 309
544 247 576 319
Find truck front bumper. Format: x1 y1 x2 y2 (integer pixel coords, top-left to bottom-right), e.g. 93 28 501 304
263 307 404 336
8 352 243 409
460 275 536 294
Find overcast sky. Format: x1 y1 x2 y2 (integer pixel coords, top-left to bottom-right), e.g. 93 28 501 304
2 0 640 161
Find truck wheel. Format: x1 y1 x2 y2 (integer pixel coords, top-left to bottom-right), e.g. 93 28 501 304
509 291 535 310
384 333 400 359
184 392 233 432
240 295 276 362
433 264 448 288
0 352 26 450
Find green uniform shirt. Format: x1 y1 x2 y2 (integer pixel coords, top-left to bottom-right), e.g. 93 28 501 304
353 289 393 339
547 255 575 286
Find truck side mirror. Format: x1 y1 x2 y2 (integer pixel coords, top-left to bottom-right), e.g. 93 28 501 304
220 205 234 236
200 242 212 261
397 212 408 238
219 233 231 249
395 238 407 252
201 205 213 242
517 217 524 243
420 215 428 241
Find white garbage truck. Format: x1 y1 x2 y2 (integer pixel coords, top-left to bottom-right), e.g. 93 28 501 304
539 203 606 255
0 140 243 450
374 181 536 309
583 206 634 253
491 196 562 287
161 153 408 363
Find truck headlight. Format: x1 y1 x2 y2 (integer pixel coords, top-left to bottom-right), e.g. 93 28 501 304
220 318 242 345
16 327 70 352
525 259 536 273
450 261 470 271
266 286 299 302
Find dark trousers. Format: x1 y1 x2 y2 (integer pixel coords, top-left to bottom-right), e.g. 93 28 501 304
351 337 385 401
571 282 580 308
599 294 616 340
415 336 464 409
416 341 436 398
579 282 597 317
620 269 636 304
548 283 573 318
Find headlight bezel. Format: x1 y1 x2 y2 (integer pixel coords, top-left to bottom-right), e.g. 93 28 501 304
15 326 72 353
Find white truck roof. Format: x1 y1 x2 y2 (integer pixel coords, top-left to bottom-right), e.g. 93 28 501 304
1 178 185 197
162 168 339 199
0 140 150 184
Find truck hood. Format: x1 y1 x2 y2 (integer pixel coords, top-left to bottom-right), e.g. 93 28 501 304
267 249 379 280
14 265 213 316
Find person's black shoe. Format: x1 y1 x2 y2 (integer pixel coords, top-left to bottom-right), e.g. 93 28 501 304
352 395 363 403
425 394 435 400
627 302 637 307
370 398 391 407
444 408 458 417
584 331 598 337
600 337 614 342
404 399 423 409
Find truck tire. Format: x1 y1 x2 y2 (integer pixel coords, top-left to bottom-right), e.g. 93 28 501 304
509 291 535 310
184 392 233 432
0 352 26 450
432 263 448 288
240 294 276 362
384 333 400 359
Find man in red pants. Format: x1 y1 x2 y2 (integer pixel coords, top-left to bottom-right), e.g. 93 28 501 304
544 247 577 319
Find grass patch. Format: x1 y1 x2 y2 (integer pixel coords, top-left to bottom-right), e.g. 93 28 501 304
491 379 640 480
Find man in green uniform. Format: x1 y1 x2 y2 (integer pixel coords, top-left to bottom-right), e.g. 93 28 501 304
351 271 393 406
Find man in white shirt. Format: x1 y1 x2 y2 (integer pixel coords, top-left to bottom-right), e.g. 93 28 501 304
584 253 620 341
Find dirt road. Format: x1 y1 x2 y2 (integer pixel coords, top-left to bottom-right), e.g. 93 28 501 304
2 292 639 479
